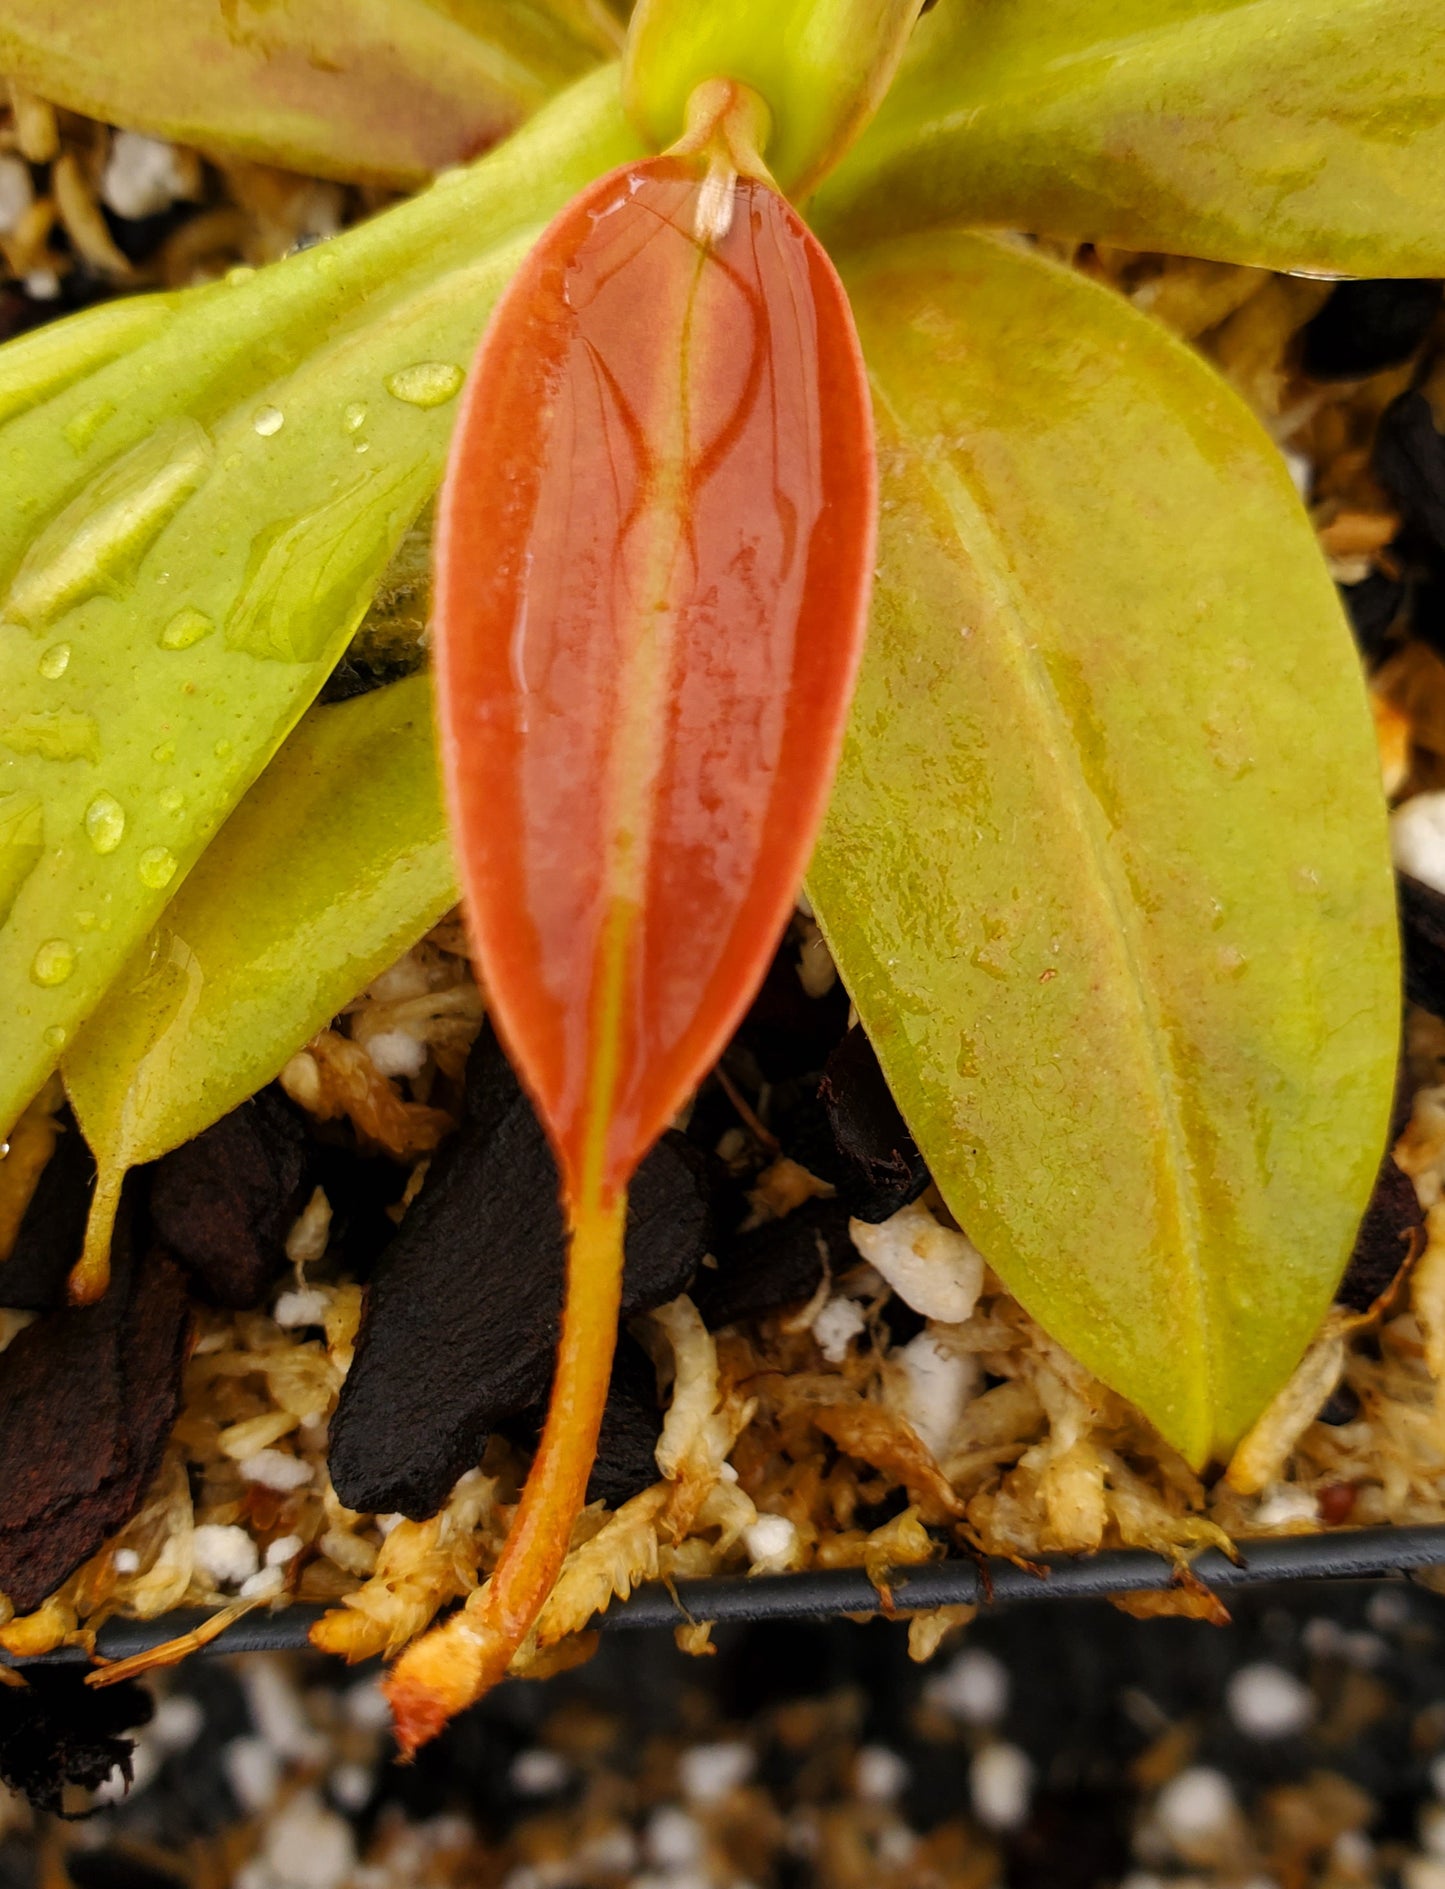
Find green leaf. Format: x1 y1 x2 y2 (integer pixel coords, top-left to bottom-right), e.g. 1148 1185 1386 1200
0 0 617 187
815 0 1445 276
622 0 923 193
808 232 1399 1468
64 669 456 1261
0 66 640 1155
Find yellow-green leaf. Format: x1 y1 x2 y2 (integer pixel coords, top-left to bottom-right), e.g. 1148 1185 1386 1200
64 670 455 1242
0 0 617 187
0 66 639 1154
809 232 1399 1467
816 0 1445 276
623 0 922 194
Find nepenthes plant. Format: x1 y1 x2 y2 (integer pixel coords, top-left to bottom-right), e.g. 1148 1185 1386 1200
0 0 1439 1742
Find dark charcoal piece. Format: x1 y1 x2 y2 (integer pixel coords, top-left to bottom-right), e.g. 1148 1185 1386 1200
1375 390 1445 554
1401 870 1445 1015
1337 1153 1425 1314
304 1138 413 1278
0 1667 152 1818
694 1196 856 1330
1340 569 1407 662
1300 279 1443 381
148 1087 308 1309
819 1026 931 1223
329 1025 713 1519
506 1333 665 1509
735 938 852 1082
0 1218 190 1615
0 1111 96 1310
587 1334 666 1507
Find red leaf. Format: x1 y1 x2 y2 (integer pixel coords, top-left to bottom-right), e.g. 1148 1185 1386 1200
387 152 874 1749
433 155 875 1206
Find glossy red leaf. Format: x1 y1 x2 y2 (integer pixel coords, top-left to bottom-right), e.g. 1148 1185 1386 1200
384 154 874 1747
434 156 875 1209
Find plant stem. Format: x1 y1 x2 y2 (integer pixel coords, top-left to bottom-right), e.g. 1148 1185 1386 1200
382 1184 627 1754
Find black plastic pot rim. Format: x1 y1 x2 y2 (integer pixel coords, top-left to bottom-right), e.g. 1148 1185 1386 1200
10 1523 1445 1664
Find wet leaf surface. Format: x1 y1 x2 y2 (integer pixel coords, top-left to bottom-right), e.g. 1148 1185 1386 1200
0 1215 189 1613
329 1027 713 1519
147 1087 308 1309
811 232 1399 1466
818 0 1445 275
0 71 640 1170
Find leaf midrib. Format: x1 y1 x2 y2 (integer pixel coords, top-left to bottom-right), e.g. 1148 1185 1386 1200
871 374 1217 1455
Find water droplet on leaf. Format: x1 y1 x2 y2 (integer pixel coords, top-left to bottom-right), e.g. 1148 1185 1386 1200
343 402 367 432
159 786 184 813
37 642 70 679
385 363 463 408
31 938 75 986
0 710 100 762
84 792 126 854
158 606 213 650
152 739 175 764
252 405 285 438
43 1024 66 1049
214 738 232 758
4 418 213 626
138 846 178 890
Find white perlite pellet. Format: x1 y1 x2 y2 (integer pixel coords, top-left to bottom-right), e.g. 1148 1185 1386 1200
273 1288 330 1329
679 1741 754 1804
192 1523 259 1588
223 1735 281 1814
743 1513 798 1572
1394 793 1445 895
509 1749 570 1796
239 1448 313 1491
969 1742 1034 1831
1252 1484 1319 1528
261 1789 356 1889
892 1330 978 1459
855 1745 911 1803
101 130 191 220
812 1295 867 1364
1225 1663 1314 1739
1155 1767 1237 1845
151 1692 204 1753
924 1646 1010 1727
644 1806 704 1870
364 1029 429 1079
848 1202 985 1323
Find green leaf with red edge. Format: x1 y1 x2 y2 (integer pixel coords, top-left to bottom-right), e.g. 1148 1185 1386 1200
0 0 618 187
433 155 876 1206
816 0 1445 276
808 231 1399 1469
